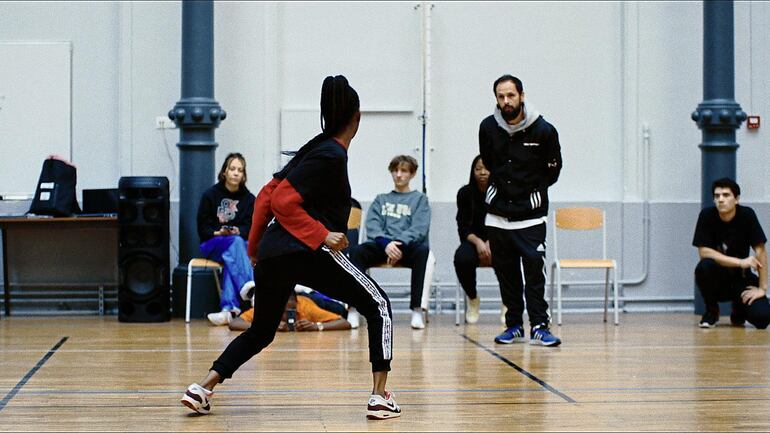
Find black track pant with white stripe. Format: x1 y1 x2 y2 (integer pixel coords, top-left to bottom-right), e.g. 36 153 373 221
211 246 394 379
487 223 550 328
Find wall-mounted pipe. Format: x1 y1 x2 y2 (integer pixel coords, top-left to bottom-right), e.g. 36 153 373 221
416 1 434 195
619 122 651 287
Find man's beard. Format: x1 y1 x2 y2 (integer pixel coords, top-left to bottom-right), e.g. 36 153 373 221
499 103 522 122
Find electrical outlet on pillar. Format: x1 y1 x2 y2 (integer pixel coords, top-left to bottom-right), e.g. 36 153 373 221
747 115 760 130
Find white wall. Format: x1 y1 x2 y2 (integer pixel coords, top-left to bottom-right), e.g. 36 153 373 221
1 1 769 307
431 2 624 202
0 2 121 191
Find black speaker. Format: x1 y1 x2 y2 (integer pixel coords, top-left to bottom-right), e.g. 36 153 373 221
118 176 170 322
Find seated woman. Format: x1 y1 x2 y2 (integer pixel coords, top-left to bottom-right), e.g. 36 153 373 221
229 290 353 332
196 152 256 325
454 155 491 324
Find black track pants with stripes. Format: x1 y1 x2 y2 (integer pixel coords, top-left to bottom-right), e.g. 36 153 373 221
211 246 394 379
487 224 550 328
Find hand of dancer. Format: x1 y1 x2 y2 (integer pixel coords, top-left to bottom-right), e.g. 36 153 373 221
324 232 349 251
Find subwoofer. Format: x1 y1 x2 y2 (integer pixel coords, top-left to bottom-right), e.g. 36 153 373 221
118 177 170 322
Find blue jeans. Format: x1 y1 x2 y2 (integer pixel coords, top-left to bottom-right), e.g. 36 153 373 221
200 235 254 312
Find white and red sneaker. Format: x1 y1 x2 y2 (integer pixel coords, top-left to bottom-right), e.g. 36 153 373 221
181 383 213 414
366 391 401 420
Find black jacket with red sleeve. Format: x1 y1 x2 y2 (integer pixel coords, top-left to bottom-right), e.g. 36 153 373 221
247 135 351 261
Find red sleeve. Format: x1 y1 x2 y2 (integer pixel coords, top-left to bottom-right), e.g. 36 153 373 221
271 178 329 250
247 177 280 259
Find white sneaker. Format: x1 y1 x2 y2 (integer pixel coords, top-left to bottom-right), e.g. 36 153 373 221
411 309 425 329
466 296 481 324
207 310 234 326
500 304 508 325
348 307 360 329
181 383 213 414
367 391 401 420
239 280 255 301
294 284 313 294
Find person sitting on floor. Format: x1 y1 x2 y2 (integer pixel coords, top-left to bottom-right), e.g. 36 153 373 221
229 289 353 332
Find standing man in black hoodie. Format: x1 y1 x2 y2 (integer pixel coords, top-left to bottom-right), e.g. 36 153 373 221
479 75 563 346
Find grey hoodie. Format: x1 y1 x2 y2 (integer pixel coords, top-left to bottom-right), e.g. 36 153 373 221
493 101 541 135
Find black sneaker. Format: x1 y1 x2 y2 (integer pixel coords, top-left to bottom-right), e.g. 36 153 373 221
699 310 719 328
730 301 746 327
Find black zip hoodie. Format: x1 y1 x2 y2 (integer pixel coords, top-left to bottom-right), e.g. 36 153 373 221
479 103 562 221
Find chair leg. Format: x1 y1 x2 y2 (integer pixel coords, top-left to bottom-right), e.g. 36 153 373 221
556 265 563 326
420 251 436 313
455 279 461 326
603 268 609 323
549 262 555 319
613 267 620 325
212 268 222 297
185 261 193 323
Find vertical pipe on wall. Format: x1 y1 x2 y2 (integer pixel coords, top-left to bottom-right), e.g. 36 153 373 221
620 124 651 287
618 2 649 290
168 0 226 267
691 0 746 313
418 2 433 194
118 2 134 177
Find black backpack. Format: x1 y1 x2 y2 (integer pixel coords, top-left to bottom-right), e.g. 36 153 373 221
28 158 82 216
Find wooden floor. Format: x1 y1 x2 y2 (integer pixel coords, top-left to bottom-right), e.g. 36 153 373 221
1 312 769 432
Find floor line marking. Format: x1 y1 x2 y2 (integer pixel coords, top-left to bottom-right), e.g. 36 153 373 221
0 336 69 412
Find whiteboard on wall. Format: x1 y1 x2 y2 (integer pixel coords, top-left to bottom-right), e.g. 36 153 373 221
0 41 71 195
279 108 420 202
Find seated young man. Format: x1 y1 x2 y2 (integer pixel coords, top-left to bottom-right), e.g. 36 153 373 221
230 290 353 332
348 155 432 329
692 177 770 329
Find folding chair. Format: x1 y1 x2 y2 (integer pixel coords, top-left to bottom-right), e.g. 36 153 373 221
185 258 222 323
549 207 619 325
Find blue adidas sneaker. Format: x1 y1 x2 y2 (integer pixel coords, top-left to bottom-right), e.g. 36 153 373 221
494 325 526 344
530 324 562 347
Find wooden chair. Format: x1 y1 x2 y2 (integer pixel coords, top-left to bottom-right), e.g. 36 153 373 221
347 203 362 247
549 207 619 325
185 258 222 323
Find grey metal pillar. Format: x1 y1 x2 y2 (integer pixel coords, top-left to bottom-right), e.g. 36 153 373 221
690 0 746 314
168 0 225 267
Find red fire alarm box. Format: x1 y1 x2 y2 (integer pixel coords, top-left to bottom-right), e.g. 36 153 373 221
747 115 760 130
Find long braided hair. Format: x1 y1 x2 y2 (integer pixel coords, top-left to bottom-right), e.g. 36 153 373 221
276 75 359 179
